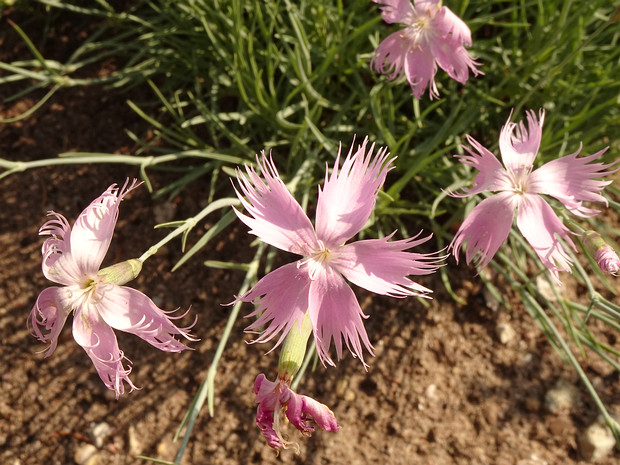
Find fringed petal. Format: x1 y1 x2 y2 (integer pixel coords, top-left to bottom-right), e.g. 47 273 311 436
308 268 373 368
450 192 517 269
72 306 137 398
233 152 319 255
315 137 394 247
516 194 576 284
95 285 196 353
528 146 617 217
335 231 445 297
241 262 311 350
499 109 544 173
451 135 513 197
372 0 415 24
28 287 70 357
69 178 141 275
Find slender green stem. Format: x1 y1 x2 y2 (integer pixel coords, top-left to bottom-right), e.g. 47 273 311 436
137 198 240 263
173 243 266 464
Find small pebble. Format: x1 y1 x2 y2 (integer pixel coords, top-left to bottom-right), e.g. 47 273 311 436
89 422 112 448
74 444 99 465
128 425 143 456
496 322 517 344
544 379 578 414
578 421 616 462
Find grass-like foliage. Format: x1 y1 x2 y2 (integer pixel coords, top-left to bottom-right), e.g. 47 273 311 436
1 0 619 461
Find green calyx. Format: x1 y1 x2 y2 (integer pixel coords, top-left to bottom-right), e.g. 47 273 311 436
97 259 142 285
278 311 313 383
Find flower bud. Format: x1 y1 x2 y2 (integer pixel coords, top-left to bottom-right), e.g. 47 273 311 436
97 259 142 285
584 232 620 276
278 312 312 383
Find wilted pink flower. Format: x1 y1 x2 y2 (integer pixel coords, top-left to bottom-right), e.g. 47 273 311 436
254 373 339 451
29 180 196 397
371 0 482 99
233 137 444 367
449 109 617 282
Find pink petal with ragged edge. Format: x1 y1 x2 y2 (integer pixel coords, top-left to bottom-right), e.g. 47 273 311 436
499 109 544 173
234 152 319 255
431 34 482 84
371 29 409 81
95 284 196 353
516 194 576 283
28 287 70 357
450 191 517 268
451 135 513 197
334 232 443 297
308 267 373 368
404 46 439 99
242 262 311 350
72 306 137 397
528 147 617 217
39 212 79 285
284 386 340 436
315 138 393 247
372 0 415 24
69 179 141 277
434 5 472 45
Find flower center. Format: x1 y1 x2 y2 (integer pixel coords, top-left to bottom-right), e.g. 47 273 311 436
508 168 531 195
64 276 107 312
298 241 336 280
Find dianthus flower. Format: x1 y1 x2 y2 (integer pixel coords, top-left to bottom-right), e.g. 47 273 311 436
233 137 444 366
449 109 617 282
253 373 340 451
371 0 482 99
29 180 196 397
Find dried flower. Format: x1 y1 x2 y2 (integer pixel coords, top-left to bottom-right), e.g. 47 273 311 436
449 109 617 283
233 137 444 367
371 0 482 99
254 373 340 451
29 180 196 397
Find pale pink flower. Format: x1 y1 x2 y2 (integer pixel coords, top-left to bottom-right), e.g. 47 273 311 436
253 373 339 451
29 180 196 397
371 0 482 99
233 137 444 367
449 109 617 282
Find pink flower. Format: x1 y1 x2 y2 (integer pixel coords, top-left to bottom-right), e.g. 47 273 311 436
29 180 196 397
253 373 340 451
233 137 444 367
449 109 617 282
371 0 482 99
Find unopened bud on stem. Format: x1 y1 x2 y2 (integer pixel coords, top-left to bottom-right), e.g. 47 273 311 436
584 232 620 276
278 312 312 383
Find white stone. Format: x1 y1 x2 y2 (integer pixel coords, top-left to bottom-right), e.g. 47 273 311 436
496 322 517 344
90 422 112 448
74 444 99 465
578 421 616 461
544 379 578 414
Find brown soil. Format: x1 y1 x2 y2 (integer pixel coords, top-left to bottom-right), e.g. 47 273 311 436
1 7 618 465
